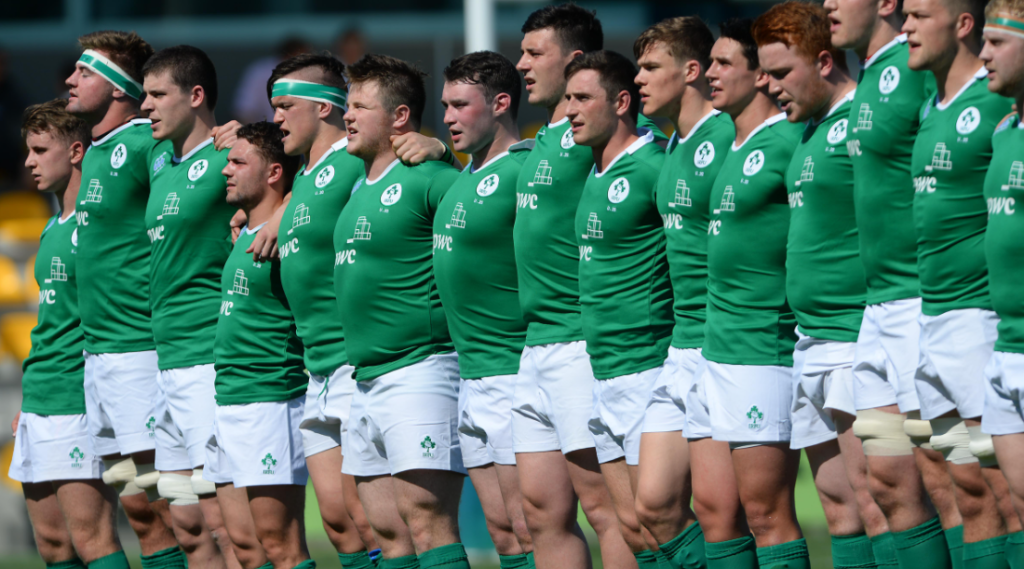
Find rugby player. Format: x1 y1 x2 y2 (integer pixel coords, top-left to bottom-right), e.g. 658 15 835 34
335 54 465 569
214 121 310 569
980 0 1024 562
755 3 890 568
904 0 1019 561
65 30 184 569
10 99 129 569
633 17 739 568
140 45 234 569
702 17 806 568
431 50 536 569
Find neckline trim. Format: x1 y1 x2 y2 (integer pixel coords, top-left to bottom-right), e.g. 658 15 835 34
864 34 907 68
732 113 787 151
364 158 401 185
303 137 349 175
594 130 655 177
935 66 987 111
174 137 214 163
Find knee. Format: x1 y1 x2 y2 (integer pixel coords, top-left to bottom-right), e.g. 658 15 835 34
520 496 575 536
739 496 788 536
32 525 72 561
635 487 680 530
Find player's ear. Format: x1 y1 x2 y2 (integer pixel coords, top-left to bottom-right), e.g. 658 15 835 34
818 50 834 78
955 11 977 41
68 140 86 166
615 90 631 117
191 85 206 110
492 92 512 117
318 101 334 120
393 104 412 130
754 67 771 89
877 0 899 18
685 60 703 84
267 162 284 186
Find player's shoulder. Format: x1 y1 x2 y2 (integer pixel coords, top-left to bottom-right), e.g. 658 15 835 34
994 112 1021 138
765 114 802 147
508 139 534 165
122 119 159 149
629 138 666 176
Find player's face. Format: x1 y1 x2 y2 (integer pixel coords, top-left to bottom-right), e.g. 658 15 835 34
903 0 959 71
518 28 575 108
824 0 880 52
141 70 194 142
66 57 116 117
565 69 619 147
635 42 687 119
24 131 74 193
223 139 265 208
343 80 391 160
442 81 495 155
981 30 1024 99
272 95 321 156
707 38 762 115
760 42 830 123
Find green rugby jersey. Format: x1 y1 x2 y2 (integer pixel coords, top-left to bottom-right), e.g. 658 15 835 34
911 67 1013 316
77 119 157 354
848 35 936 305
704 114 802 366
984 114 1024 353
433 144 530 379
146 137 234 370
576 133 671 378
279 138 364 377
334 159 460 381
214 224 306 405
786 92 866 342
21 212 85 415
656 110 735 349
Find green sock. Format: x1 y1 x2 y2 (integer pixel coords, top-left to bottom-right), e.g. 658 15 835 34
140 547 186 569
831 533 877 568
417 543 469 569
378 555 419 569
705 536 757 569
1007 531 1024 569
498 553 530 569
962 535 1009 569
635 550 661 569
291 561 316 569
525 551 536 569
891 517 951 569
659 521 708 569
87 551 130 569
48 558 87 569
869 533 899 569
340 551 377 569
946 525 964 569
756 538 811 569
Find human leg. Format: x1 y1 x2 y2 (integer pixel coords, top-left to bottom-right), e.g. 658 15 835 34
53 480 123 563
307 449 368 554
515 451 591 569
354 475 417 560
215 483 268 569
247 484 309 568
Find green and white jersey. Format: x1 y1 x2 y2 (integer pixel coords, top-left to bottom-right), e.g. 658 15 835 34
77 119 157 354
848 35 936 305
214 224 306 405
279 138 364 377
786 92 866 342
984 114 1024 353
911 67 1013 316
704 113 802 366
433 145 530 379
334 159 460 381
576 132 671 378
146 137 234 370
656 110 735 349
21 212 84 416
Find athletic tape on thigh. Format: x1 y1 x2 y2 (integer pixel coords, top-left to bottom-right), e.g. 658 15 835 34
191 468 216 496
967 426 998 467
158 473 199 506
853 409 914 456
77 50 144 99
903 416 934 450
929 418 978 464
133 462 163 502
102 457 144 496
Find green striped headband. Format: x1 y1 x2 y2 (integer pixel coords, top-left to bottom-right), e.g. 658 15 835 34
986 14 1024 39
77 49 144 100
271 79 347 108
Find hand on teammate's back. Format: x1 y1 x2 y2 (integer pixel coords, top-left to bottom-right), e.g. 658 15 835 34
229 209 247 244
247 200 287 261
213 120 243 151
392 132 447 165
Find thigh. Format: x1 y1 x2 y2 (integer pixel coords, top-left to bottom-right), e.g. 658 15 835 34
636 431 691 507
356 474 413 551
731 443 801 506
598 458 638 523
54 479 118 531
216 483 259 542
468 465 512 525
307 449 345 514
515 450 578 520
247 484 307 534
393 469 464 521
23 482 68 537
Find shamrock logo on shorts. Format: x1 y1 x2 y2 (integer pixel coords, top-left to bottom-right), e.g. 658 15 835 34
261 453 277 474
420 436 437 458
69 446 85 468
145 416 156 437
746 406 764 431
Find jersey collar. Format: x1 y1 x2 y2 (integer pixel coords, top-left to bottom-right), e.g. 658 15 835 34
91 118 150 147
732 113 787 151
675 109 722 146
173 137 214 164
935 66 987 111
469 151 509 174
863 34 907 69
364 158 401 185
302 137 349 176
593 130 655 177
810 89 857 127
58 210 76 224
548 116 570 128
243 221 268 235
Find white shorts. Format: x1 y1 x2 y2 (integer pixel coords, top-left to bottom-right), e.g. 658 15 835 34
8 413 102 483
684 358 714 440
209 398 308 487
915 308 999 420
202 422 231 485
300 365 356 458
512 341 600 455
705 361 794 443
643 347 705 434
342 353 465 477
154 364 216 471
84 350 159 457
459 375 517 468
591 367 663 465
982 351 1024 436
853 298 922 413
790 333 857 450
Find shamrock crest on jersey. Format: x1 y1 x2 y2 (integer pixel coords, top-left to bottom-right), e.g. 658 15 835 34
607 177 630 203
671 179 692 208
827 119 849 145
694 141 715 168
560 128 576 149
47 257 67 283
316 165 335 188
381 183 402 205
83 179 103 204
188 159 209 181
230 269 250 296
956 107 981 135
110 143 127 169
583 212 604 240
879 66 900 95
153 152 167 174
743 150 765 176
447 203 467 229
1002 161 1024 191
160 193 180 217
476 173 499 196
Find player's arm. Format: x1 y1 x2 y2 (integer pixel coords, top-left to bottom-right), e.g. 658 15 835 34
247 193 291 261
425 168 462 215
392 133 462 170
213 120 244 151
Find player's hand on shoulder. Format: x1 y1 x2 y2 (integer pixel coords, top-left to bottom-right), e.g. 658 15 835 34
247 202 286 261
230 209 247 244
392 133 447 165
213 121 244 151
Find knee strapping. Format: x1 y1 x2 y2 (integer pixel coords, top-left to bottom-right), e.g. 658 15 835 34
967 426 998 467
158 473 199 506
853 409 914 456
904 416 935 450
133 463 162 502
191 468 216 496
102 457 144 497
929 418 978 464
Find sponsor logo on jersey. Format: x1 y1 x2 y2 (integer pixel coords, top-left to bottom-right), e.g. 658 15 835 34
560 128 575 149
1002 161 1024 191
420 435 437 458
45 257 67 283
153 153 167 174
579 245 593 260
582 212 604 240
160 193 180 218
477 173 499 196
446 203 466 229
670 179 692 208
381 183 402 205
290 203 310 231
529 160 553 187
914 176 937 193
433 234 453 252
747 405 765 431
694 141 715 168
662 213 683 230
188 159 209 181
147 226 165 242
347 216 372 243
988 196 1015 215
111 143 127 169
714 186 736 214
261 452 277 474
826 119 849 145
956 107 981 135
855 103 873 132
789 191 804 208
82 179 103 204
742 150 765 176
608 177 630 203
316 165 335 188
517 192 539 209
229 269 250 296
879 66 900 94
925 143 952 172
69 446 85 469
795 156 814 187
